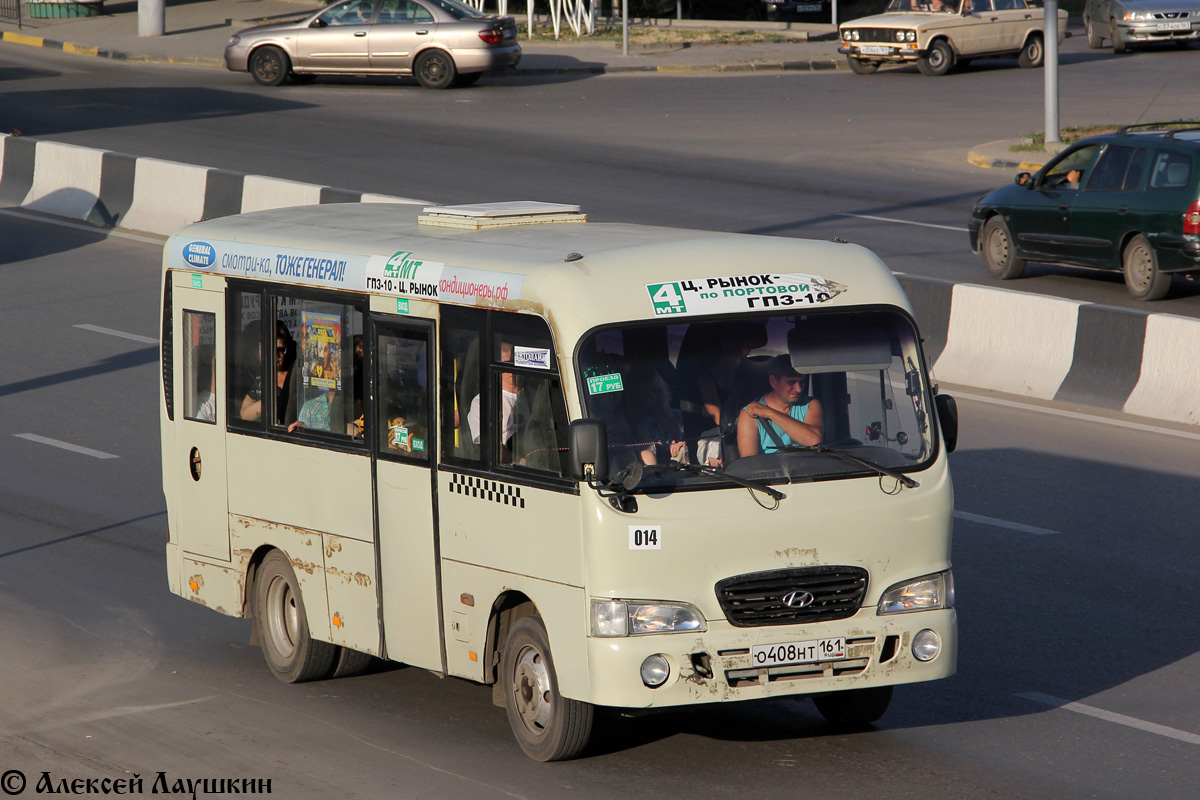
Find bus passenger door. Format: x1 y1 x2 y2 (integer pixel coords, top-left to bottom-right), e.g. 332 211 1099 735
372 317 443 672
171 278 230 561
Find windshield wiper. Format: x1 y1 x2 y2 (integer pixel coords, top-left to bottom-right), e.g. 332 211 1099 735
778 444 918 489
645 460 786 502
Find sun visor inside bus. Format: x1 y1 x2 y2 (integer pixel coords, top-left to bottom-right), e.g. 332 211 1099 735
787 322 893 374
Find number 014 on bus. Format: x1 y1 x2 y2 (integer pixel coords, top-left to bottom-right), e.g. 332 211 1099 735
159 201 959 761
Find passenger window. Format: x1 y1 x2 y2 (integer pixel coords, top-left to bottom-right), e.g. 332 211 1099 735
1150 152 1193 190
228 288 265 429
410 1 434 23
441 309 484 464
971 0 992 13
182 310 217 424
1042 144 1100 190
292 300 365 438
1124 148 1148 191
378 327 431 462
1085 145 1137 193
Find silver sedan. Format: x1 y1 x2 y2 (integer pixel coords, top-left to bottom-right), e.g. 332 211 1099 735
1083 0 1200 52
224 0 521 89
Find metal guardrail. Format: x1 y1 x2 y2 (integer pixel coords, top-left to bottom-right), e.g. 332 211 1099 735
0 0 22 27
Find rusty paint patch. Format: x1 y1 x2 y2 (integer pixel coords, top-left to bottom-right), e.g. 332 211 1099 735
189 574 204 590
187 595 208 608
324 538 343 559
291 557 319 576
773 547 819 565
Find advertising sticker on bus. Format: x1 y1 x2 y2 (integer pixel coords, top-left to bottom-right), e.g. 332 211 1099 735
646 273 843 316
301 311 342 390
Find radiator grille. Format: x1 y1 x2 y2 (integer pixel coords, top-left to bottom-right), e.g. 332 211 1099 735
716 566 868 627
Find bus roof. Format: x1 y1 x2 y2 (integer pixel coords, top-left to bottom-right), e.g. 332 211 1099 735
165 203 912 344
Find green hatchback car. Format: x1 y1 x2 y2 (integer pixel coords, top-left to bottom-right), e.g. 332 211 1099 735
969 123 1200 300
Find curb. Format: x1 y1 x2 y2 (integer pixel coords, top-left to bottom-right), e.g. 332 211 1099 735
0 29 841 74
966 149 1051 171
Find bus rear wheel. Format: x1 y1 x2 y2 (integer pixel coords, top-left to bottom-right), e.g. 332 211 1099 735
502 615 594 761
254 550 336 683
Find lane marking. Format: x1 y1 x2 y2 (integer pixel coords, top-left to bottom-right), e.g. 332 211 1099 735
74 324 158 345
0 207 164 245
1018 692 1200 746
838 213 969 233
14 433 118 460
954 511 1060 535
949 390 1200 444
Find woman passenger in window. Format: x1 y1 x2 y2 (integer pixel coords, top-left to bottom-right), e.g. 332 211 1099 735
274 321 298 426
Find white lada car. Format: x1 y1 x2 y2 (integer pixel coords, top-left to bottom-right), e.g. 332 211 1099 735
839 0 1068 76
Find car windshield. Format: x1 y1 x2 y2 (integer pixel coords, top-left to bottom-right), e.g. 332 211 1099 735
577 309 935 494
885 0 960 11
425 0 486 18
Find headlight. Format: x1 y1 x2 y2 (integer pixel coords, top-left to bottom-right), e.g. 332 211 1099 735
876 571 954 615
894 30 915 42
591 599 707 637
1122 10 1152 19
228 35 241 46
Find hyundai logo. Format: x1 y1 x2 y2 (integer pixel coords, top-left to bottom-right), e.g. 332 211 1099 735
781 590 815 609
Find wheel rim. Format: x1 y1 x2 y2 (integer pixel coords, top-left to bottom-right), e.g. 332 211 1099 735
511 643 553 735
264 574 300 659
929 48 946 69
1029 40 1042 62
421 56 447 82
986 224 1009 268
1126 242 1153 291
256 52 281 83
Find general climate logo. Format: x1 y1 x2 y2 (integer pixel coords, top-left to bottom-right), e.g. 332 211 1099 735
182 241 215 268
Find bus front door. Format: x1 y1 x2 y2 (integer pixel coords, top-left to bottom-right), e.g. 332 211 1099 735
372 317 443 672
171 278 231 562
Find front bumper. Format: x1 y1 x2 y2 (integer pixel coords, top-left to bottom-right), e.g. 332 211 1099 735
839 44 924 63
225 43 251 73
1117 20 1200 42
581 608 957 709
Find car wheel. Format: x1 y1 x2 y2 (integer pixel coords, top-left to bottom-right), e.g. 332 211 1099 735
1017 34 1043 68
847 57 879 74
1085 16 1104 49
329 646 377 679
813 686 893 727
502 615 594 761
253 550 337 683
452 71 483 87
1123 234 1171 300
1111 18 1128 53
917 40 953 76
249 46 290 87
414 50 457 90
981 216 1026 280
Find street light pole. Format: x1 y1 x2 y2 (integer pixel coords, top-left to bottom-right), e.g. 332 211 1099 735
1043 0 1059 144
139 0 165 36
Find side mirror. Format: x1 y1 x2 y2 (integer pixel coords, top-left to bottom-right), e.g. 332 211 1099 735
935 394 958 454
1014 171 1032 186
310 17 326 27
569 419 608 483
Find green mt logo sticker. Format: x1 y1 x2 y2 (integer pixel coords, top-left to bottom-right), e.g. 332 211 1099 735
647 282 687 315
384 251 424 280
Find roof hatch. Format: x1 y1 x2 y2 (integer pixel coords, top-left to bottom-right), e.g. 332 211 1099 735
419 201 587 229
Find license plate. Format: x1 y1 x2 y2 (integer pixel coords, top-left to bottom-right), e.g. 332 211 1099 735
858 45 892 55
751 637 846 668
1156 21 1191 30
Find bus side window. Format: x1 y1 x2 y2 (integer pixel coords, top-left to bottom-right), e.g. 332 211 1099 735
291 300 363 438
227 288 265 430
378 328 430 461
509 371 570 475
440 307 484 464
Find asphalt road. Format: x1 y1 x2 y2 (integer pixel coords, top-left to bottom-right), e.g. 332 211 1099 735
2 35 1200 313
1 209 1199 798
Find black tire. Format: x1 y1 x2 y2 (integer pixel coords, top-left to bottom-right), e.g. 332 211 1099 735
1111 18 1128 53
981 216 1026 280
1017 34 1043 68
414 50 457 90
249 46 290 87
1123 233 1171 300
253 550 337 683
813 686 894 727
847 57 879 75
1084 16 1104 49
502 615 594 761
917 40 953 76
330 646 377 679
452 71 483 87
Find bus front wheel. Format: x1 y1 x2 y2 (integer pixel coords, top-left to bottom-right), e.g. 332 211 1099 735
253 550 336 683
502 615 594 761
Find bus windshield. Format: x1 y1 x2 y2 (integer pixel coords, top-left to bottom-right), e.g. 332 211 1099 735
577 309 934 492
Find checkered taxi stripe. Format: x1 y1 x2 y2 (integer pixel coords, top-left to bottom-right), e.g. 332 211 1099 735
448 474 525 508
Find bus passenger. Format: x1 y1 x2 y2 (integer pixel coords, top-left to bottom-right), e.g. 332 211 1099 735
736 356 822 457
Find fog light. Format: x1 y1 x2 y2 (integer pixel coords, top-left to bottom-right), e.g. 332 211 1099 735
912 629 940 662
640 655 670 687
